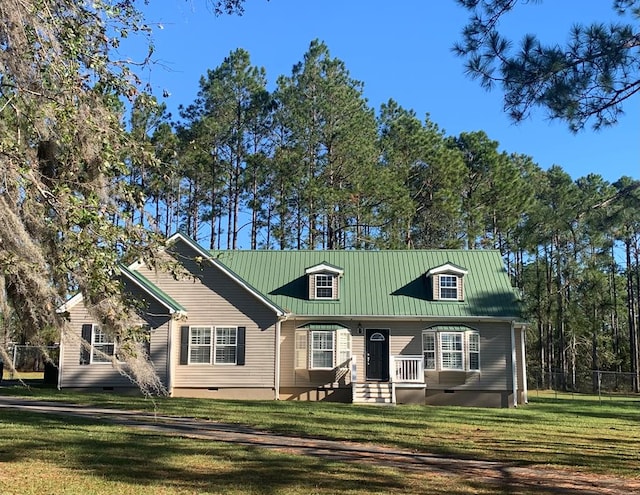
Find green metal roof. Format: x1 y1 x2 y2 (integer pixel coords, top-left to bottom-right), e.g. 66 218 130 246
211 250 521 319
119 264 187 314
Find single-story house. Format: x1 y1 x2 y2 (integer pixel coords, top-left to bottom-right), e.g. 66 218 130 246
58 233 528 407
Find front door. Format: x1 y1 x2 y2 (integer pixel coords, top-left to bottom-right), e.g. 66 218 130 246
366 329 389 381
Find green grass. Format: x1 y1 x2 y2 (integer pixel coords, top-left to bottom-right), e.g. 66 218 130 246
1 385 639 494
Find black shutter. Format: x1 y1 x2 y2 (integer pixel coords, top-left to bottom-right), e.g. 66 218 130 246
80 324 92 365
236 326 246 366
180 326 189 365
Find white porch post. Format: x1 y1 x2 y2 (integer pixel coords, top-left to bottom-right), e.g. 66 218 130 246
274 318 282 400
511 321 518 408
520 325 528 403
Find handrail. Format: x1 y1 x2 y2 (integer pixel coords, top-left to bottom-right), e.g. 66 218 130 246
393 355 424 383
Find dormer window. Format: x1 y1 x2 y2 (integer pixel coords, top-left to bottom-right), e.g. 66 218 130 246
315 274 334 299
305 262 344 301
426 262 468 302
439 275 459 300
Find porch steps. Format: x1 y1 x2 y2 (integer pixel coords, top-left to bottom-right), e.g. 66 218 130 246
352 382 394 405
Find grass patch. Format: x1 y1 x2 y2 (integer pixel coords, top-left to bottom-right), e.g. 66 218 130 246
2 385 639 489
0 408 492 495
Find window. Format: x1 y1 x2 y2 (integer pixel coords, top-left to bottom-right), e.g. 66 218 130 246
91 325 115 363
468 332 480 371
180 326 245 366
315 274 334 299
215 327 237 364
305 263 343 300
295 327 352 370
422 329 480 372
422 333 436 370
439 275 458 300
311 331 334 369
441 332 463 370
189 326 212 364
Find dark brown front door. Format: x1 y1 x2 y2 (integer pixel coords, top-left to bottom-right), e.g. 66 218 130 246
366 329 389 381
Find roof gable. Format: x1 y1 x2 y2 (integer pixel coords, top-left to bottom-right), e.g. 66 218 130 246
305 262 344 276
167 233 286 317
425 262 468 277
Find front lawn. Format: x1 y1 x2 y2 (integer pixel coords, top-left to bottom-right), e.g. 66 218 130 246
2 386 639 480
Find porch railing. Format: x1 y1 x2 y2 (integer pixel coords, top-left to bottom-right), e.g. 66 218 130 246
350 354 425 386
393 355 424 383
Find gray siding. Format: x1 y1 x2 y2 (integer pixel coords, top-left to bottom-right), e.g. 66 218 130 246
139 241 279 390
279 319 514 394
60 302 170 389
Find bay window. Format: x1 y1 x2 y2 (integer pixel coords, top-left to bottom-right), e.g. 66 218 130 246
295 326 352 370
422 328 480 372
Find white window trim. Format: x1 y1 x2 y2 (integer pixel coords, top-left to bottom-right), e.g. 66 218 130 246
188 326 213 365
422 329 480 372
90 324 116 364
315 274 335 300
295 327 352 370
310 330 334 369
422 332 436 370
439 274 459 301
214 326 238 365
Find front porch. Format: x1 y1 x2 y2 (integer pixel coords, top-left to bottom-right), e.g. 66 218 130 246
351 355 426 405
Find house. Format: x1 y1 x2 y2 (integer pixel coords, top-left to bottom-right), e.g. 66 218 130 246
58 233 528 407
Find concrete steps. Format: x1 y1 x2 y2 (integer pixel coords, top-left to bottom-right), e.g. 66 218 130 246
352 382 394 405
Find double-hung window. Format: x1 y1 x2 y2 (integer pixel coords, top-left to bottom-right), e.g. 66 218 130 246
189 326 212 364
181 325 245 366
91 325 116 363
440 332 464 370
295 327 352 370
315 274 334 299
423 333 436 370
311 331 334 369
439 275 459 300
422 329 480 371
215 327 238 364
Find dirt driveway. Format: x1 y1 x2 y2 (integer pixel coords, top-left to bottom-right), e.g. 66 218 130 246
0 396 638 494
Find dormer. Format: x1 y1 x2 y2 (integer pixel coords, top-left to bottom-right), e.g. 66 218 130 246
425 262 468 301
305 262 344 300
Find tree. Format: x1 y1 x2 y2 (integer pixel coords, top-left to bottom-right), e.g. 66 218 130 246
378 100 464 248
0 0 171 394
454 1 640 131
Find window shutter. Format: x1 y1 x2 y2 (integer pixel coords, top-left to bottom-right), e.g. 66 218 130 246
433 276 440 300
180 326 189 365
79 324 92 365
458 277 464 300
295 330 308 369
336 328 351 368
236 326 246 366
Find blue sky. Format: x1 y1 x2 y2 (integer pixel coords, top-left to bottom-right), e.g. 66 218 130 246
130 0 638 184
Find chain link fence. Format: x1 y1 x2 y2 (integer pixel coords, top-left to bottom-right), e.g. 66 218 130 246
1 344 59 383
528 369 638 396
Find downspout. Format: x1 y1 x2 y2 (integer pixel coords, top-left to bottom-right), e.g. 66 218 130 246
57 332 65 391
167 317 174 397
274 317 285 400
520 325 528 404
511 321 518 407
